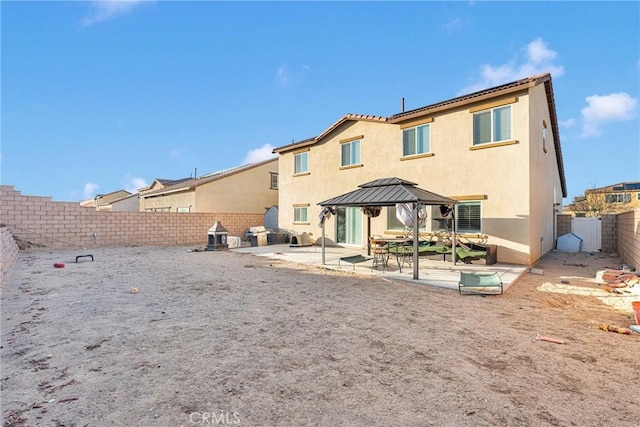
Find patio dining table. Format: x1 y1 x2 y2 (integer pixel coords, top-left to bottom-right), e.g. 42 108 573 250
372 237 413 273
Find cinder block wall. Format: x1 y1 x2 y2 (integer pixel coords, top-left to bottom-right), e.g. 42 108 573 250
0 227 19 285
556 214 572 237
600 214 618 255
616 209 640 270
0 186 263 248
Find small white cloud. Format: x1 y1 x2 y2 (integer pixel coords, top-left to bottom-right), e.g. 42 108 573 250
559 118 578 129
123 175 148 193
274 64 310 88
82 0 152 27
83 182 100 199
444 18 463 33
527 38 557 64
459 38 565 94
169 149 183 158
243 144 277 164
580 92 638 138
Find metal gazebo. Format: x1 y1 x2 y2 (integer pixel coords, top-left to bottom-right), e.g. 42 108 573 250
318 177 458 280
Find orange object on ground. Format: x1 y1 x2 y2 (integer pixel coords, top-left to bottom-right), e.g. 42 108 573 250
597 324 632 335
535 334 565 344
632 301 640 325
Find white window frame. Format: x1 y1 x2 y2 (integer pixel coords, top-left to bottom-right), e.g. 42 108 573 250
341 139 360 167
294 152 308 174
294 206 308 223
403 124 430 156
473 105 512 145
270 173 279 189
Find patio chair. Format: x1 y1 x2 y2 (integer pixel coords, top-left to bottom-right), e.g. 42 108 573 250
370 237 389 272
395 241 413 271
458 271 503 295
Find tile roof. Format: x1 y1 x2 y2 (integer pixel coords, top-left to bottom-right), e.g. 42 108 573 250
388 74 550 123
272 73 566 197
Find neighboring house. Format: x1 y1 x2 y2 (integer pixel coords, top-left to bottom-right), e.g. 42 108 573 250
564 182 640 217
110 192 141 212
273 73 566 266
138 158 279 213
138 177 192 195
80 190 132 211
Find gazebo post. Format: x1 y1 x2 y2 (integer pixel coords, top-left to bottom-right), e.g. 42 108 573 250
321 220 326 265
413 202 420 280
451 208 456 266
367 216 371 256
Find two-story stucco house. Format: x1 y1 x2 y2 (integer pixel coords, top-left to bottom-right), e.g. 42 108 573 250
564 181 640 217
273 73 566 266
138 158 279 214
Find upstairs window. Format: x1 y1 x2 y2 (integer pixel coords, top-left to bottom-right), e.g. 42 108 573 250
270 173 279 189
473 105 511 145
294 152 308 174
341 139 360 167
403 124 430 156
605 193 631 203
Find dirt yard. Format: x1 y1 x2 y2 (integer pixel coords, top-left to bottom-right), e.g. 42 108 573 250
2 246 639 426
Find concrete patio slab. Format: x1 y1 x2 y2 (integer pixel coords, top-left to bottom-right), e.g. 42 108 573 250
233 243 528 293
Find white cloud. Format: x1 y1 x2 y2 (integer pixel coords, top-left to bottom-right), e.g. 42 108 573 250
459 38 565 94
274 64 310 88
559 118 578 129
123 175 148 193
580 92 638 138
444 18 463 34
169 149 183 158
83 182 100 199
243 144 277 164
82 0 152 27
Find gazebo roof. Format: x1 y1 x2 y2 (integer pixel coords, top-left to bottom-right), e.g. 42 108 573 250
318 177 457 207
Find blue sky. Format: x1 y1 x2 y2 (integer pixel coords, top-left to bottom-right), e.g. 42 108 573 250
2 1 638 202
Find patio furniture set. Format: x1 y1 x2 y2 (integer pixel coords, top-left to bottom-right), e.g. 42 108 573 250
339 236 503 295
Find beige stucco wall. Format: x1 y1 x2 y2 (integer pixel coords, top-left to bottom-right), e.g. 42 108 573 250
527 84 565 261
278 90 562 265
111 195 141 212
142 190 195 212
141 159 278 214
195 160 278 213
